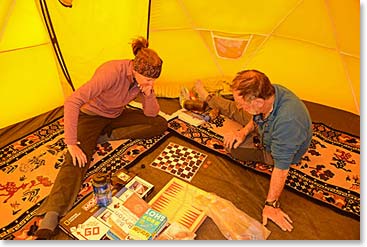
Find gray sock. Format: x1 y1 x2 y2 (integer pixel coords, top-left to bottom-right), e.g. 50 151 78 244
39 211 59 231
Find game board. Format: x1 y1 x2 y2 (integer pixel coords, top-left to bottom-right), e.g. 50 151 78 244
150 142 207 182
148 177 208 232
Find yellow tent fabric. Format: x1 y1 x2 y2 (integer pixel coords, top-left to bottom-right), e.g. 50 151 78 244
0 0 64 128
149 0 360 115
0 0 148 128
0 0 360 129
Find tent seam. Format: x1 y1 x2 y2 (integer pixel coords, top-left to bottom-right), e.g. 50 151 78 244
324 0 359 114
0 0 16 44
176 0 225 77
243 0 304 68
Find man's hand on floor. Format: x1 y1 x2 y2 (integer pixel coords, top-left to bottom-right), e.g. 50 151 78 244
262 206 294 232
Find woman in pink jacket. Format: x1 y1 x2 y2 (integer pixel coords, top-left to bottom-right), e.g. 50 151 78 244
35 37 167 239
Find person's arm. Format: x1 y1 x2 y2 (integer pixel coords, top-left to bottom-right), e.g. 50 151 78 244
262 167 293 232
223 119 255 149
262 117 307 231
141 89 160 117
64 62 116 145
64 62 117 167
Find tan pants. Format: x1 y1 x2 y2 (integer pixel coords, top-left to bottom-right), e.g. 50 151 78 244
208 96 273 165
37 108 167 216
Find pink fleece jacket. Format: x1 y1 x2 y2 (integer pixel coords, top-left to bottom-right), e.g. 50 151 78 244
64 60 160 145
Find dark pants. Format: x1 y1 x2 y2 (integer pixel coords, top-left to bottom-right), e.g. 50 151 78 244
229 132 274 165
37 108 167 216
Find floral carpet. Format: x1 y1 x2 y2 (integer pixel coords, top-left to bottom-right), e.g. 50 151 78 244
168 116 360 218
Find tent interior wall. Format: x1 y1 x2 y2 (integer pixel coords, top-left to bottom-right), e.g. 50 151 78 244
0 0 360 240
0 0 360 130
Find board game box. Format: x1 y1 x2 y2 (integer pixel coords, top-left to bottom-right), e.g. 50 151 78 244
69 215 110 240
177 109 206 126
111 168 136 186
59 177 207 240
59 192 108 240
125 176 154 200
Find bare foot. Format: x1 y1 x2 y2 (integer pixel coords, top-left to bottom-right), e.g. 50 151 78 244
194 81 209 101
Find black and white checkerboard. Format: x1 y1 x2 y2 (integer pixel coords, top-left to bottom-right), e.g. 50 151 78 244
150 142 207 182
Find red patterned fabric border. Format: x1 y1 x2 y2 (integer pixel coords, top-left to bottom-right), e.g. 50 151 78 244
0 117 169 240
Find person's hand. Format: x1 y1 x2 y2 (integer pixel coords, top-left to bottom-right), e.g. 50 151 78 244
262 206 293 232
67 144 87 168
194 80 209 101
223 129 247 149
138 84 153 96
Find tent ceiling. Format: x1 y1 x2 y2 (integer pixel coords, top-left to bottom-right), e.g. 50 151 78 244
149 0 359 115
0 0 360 129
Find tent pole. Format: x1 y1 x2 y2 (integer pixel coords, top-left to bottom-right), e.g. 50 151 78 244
39 0 75 91
146 0 152 40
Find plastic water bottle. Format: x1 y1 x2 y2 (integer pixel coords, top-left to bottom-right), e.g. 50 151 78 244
92 173 112 207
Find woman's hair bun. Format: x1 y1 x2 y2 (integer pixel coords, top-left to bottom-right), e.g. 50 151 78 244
131 36 149 56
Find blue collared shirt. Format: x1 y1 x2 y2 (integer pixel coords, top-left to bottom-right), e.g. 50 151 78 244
253 84 312 170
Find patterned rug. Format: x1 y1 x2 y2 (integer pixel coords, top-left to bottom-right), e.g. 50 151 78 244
0 112 360 239
168 116 360 219
0 117 169 240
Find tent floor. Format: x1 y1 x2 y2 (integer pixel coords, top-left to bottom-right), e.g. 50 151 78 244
0 98 360 240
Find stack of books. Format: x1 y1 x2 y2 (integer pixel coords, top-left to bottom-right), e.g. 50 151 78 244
103 188 151 240
59 175 155 240
59 174 203 240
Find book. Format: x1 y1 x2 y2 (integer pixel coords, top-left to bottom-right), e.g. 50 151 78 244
148 177 208 233
119 189 150 218
125 176 154 200
95 196 140 240
177 109 205 126
128 208 168 240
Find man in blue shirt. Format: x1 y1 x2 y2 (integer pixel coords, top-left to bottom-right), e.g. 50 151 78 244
195 70 312 232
